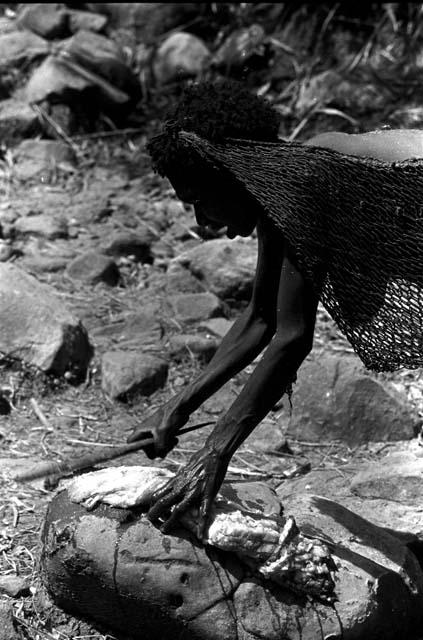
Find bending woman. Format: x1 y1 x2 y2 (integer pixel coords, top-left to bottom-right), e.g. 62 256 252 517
128 80 423 539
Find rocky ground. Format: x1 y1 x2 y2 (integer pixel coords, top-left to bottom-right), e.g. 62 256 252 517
2 3 423 639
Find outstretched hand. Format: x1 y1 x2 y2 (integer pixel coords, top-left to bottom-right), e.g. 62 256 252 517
146 446 230 542
127 401 189 459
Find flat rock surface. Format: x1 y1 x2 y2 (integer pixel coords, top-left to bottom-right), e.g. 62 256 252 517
287 352 417 444
278 442 423 539
350 448 423 505
40 481 423 640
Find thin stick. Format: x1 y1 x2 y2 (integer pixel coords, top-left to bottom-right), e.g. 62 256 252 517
69 127 148 142
13 616 58 640
30 398 53 431
32 103 81 156
13 421 214 483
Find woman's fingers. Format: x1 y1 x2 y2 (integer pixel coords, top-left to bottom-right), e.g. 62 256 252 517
150 481 173 503
127 427 151 444
159 493 198 534
198 493 214 542
146 485 176 525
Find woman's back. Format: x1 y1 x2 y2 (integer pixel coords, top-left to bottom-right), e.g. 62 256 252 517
305 129 423 162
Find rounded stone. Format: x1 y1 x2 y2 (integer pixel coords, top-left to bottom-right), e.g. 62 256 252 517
153 32 210 84
66 251 120 286
171 239 257 301
101 350 168 400
40 484 423 640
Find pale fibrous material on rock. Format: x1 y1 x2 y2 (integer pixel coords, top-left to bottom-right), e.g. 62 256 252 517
66 465 336 601
65 466 174 509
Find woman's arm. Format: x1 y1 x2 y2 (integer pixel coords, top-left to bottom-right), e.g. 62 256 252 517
128 217 284 456
147 242 320 538
203 243 319 457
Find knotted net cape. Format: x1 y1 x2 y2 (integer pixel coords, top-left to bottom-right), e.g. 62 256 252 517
151 130 423 373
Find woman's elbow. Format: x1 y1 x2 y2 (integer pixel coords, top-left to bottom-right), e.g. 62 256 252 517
245 303 276 336
250 313 277 347
273 326 314 359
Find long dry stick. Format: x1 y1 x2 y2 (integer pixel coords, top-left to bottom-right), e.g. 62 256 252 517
13 421 214 483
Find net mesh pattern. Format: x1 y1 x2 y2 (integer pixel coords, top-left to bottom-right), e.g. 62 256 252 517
179 131 423 372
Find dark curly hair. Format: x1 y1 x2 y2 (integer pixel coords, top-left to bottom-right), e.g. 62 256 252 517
147 79 281 178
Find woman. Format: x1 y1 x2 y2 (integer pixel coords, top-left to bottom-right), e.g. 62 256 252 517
128 80 423 540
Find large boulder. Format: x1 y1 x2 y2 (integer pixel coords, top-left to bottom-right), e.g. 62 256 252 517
287 352 417 444
170 238 257 301
41 481 423 640
0 263 92 377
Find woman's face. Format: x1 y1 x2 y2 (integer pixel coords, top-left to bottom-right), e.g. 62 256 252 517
171 175 258 239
